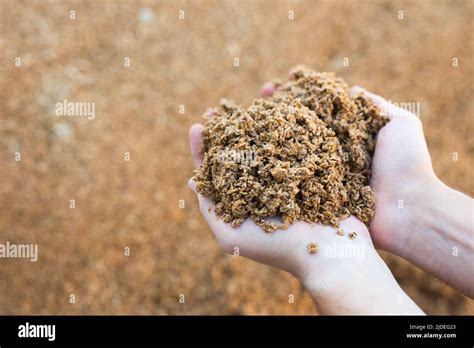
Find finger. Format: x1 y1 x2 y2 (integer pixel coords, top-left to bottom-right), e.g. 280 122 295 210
204 109 217 119
188 178 236 252
188 178 267 246
188 178 223 232
350 85 387 108
350 85 414 121
260 81 277 97
191 189 287 262
188 179 216 226
288 67 297 80
189 123 204 168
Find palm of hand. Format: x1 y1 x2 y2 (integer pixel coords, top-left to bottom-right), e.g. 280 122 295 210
189 124 373 278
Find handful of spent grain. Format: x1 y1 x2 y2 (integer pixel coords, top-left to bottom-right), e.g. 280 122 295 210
194 66 388 232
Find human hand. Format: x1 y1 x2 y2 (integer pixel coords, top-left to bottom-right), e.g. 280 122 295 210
189 121 423 314
352 87 474 297
256 77 473 298
263 79 437 254
189 122 370 279
349 86 438 253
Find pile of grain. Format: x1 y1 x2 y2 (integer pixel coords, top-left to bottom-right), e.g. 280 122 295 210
194 66 388 232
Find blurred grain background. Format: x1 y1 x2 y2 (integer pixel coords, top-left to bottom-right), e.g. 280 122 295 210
0 0 472 314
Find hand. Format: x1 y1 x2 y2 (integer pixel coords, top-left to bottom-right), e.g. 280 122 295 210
188 113 423 314
189 122 371 281
260 80 437 253
349 86 438 253
351 86 474 297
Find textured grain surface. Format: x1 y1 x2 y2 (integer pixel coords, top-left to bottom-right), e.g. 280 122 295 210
0 0 472 314
196 67 388 231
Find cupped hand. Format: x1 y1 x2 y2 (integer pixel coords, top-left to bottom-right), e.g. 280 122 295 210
187 82 425 314
349 86 438 253
260 80 439 254
188 123 373 289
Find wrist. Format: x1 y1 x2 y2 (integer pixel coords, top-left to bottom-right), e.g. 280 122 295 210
301 247 423 314
294 218 375 296
380 174 445 255
389 176 450 257
390 177 474 296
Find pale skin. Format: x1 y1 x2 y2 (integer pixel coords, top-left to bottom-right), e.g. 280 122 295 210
188 78 473 314
350 86 474 299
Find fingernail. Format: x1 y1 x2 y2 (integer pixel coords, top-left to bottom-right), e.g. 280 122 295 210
349 85 364 97
204 109 217 119
188 178 197 193
260 81 276 97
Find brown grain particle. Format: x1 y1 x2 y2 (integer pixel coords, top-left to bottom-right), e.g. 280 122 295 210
349 231 358 240
307 242 319 254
